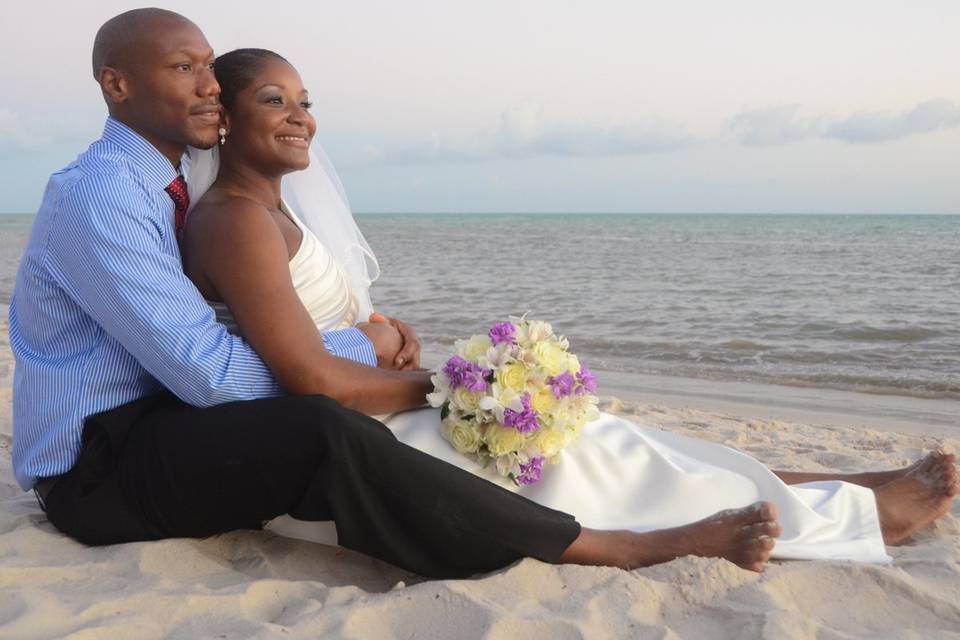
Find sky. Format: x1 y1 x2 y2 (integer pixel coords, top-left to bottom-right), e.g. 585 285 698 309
0 0 958 213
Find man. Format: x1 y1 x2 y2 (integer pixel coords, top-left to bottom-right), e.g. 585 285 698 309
9 8 585 578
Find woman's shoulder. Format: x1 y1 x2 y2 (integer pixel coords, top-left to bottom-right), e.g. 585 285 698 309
188 192 274 235
183 191 290 270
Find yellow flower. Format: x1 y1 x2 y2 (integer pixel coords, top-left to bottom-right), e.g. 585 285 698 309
567 354 581 375
497 362 529 392
452 388 481 413
530 387 558 414
533 340 567 376
535 429 567 458
484 424 526 455
442 419 481 454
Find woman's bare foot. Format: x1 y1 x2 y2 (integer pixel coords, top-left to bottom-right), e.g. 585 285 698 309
873 452 958 545
560 502 783 572
775 450 958 489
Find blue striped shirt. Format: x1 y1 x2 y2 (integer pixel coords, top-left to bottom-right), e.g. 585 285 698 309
9 117 376 491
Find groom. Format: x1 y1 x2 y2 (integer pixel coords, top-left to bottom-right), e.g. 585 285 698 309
8 8 582 578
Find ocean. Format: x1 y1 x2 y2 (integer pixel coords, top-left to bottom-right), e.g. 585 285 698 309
3 213 958 402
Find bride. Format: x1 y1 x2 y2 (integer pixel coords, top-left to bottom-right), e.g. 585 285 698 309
180 48 956 572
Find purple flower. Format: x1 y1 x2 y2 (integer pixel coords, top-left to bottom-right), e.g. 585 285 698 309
576 365 597 394
516 456 545 485
442 356 470 389
488 322 517 346
462 366 492 393
503 393 540 434
549 371 576 398
443 356 491 392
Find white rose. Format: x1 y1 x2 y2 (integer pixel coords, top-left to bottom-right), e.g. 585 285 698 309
530 387 558 414
485 424 526 455
533 340 567 376
452 387 482 413
442 419 481 454
535 429 567 457
497 362 529 392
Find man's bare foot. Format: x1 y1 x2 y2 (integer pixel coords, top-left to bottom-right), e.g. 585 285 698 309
671 501 783 572
874 452 958 545
559 502 783 573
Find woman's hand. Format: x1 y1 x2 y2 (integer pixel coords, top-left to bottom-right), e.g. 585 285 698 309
368 313 421 370
356 321 404 369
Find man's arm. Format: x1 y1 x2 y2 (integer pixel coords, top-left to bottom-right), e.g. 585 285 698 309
45 175 281 407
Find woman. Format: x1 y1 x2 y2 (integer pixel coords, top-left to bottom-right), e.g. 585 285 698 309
181 48 957 572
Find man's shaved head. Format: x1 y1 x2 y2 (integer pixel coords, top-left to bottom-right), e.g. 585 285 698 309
92 8 196 79
91 9 220 165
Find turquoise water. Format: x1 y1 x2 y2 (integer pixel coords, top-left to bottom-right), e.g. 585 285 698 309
3 213 959 399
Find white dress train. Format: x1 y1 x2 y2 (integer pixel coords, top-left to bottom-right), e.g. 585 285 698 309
222 201 891 565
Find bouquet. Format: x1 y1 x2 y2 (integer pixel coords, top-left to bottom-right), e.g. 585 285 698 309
427 315 599 485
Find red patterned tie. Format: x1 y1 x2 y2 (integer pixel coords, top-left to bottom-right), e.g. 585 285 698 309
164 175 190 237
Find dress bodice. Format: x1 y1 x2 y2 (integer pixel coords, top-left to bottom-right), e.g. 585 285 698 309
207 199 358 334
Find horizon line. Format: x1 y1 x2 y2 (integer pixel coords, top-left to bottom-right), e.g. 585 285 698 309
2 211 959 217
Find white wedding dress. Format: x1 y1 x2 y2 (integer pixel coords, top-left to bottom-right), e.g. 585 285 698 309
214 200 891 565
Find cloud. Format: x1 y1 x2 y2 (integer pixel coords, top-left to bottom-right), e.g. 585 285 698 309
0 109 56 150
729 99 960 146
355 97 960 167
728 104 827 146
363 104 695 165
825 99 960 143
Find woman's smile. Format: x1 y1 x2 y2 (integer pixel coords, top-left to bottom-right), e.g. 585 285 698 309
276 134 309 147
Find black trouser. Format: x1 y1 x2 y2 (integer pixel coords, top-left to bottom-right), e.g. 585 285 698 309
41 392 581 579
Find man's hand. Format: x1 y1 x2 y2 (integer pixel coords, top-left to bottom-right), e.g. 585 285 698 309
369 313 421 370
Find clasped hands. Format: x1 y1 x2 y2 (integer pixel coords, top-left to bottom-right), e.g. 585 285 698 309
356 313 422 370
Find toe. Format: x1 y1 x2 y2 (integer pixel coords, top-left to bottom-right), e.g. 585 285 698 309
758 535 776 551
744 521 782 539
756 501 779 522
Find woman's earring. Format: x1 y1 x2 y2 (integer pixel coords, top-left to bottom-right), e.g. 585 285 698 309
219 127 226 145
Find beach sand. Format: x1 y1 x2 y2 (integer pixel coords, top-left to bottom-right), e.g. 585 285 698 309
1 314 958 639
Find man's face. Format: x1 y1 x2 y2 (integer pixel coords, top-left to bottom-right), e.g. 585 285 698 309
121 20 220 155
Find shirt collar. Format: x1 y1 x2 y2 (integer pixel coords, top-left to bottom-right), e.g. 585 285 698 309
101 117 181 190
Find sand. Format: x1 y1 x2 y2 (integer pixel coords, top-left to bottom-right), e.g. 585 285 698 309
1 312 959 639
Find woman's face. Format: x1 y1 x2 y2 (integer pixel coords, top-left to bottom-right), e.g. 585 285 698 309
223 57 316 174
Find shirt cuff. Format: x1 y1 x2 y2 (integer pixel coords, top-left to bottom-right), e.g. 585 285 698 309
320 327 378 367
